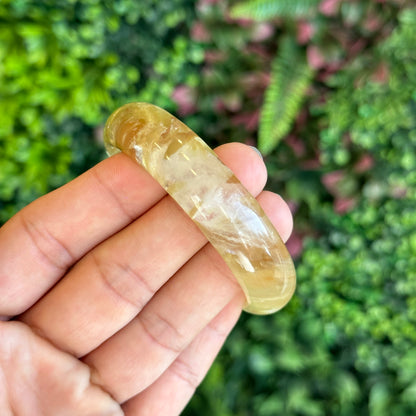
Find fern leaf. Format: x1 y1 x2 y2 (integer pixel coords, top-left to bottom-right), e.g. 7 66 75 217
230 0 320 21
258 37 313 154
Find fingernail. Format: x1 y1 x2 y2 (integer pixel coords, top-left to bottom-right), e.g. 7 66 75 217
250 146 263 159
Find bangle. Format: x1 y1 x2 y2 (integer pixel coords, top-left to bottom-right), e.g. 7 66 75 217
104 103 296 315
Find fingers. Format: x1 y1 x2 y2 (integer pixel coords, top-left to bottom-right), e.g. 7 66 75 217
122 297 242 415
84 243 244 403
0 141 266 318
22 196 206 356
82 190 292 404
20 143 268 357
0 154 166 317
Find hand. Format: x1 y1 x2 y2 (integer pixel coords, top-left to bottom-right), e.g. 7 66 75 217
0 143 293 415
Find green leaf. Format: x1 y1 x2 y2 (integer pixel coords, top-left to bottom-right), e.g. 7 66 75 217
256 394 284 415
369 382 391 416
276 347 305 372
402 381 416 403
258 36 313 154
230 0 320 21
287 383 324 416
335 372 360 405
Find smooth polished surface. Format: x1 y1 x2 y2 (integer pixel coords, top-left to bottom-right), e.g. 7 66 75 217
104 102 296 314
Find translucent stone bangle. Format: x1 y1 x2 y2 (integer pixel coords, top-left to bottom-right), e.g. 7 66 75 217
103 103 296 315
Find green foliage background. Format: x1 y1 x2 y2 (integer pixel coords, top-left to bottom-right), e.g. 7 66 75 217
1 0 416 414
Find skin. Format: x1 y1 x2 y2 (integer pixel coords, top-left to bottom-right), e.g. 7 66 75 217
0 143 293 415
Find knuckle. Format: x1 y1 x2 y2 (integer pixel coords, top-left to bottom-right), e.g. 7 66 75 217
170 356 201 391
19 210 74 272
91 252 154 311
91 167 135 222
139 312 186 355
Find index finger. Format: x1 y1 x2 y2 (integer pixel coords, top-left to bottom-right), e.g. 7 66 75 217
0 144 267 317
0 153 166 317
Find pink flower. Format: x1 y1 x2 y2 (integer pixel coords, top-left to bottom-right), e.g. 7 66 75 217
322 170 345 195
214 98 226 113
297 21 314 44
231 111 259 131
354 154 374 173
252 23 274 42
171 85 196 116
286 232 303 259
350 39 366 55
364 15 382 32
307 45 326 70
319 0 341 16
334 197 356 214
191 22 210 42
286 135 306 157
